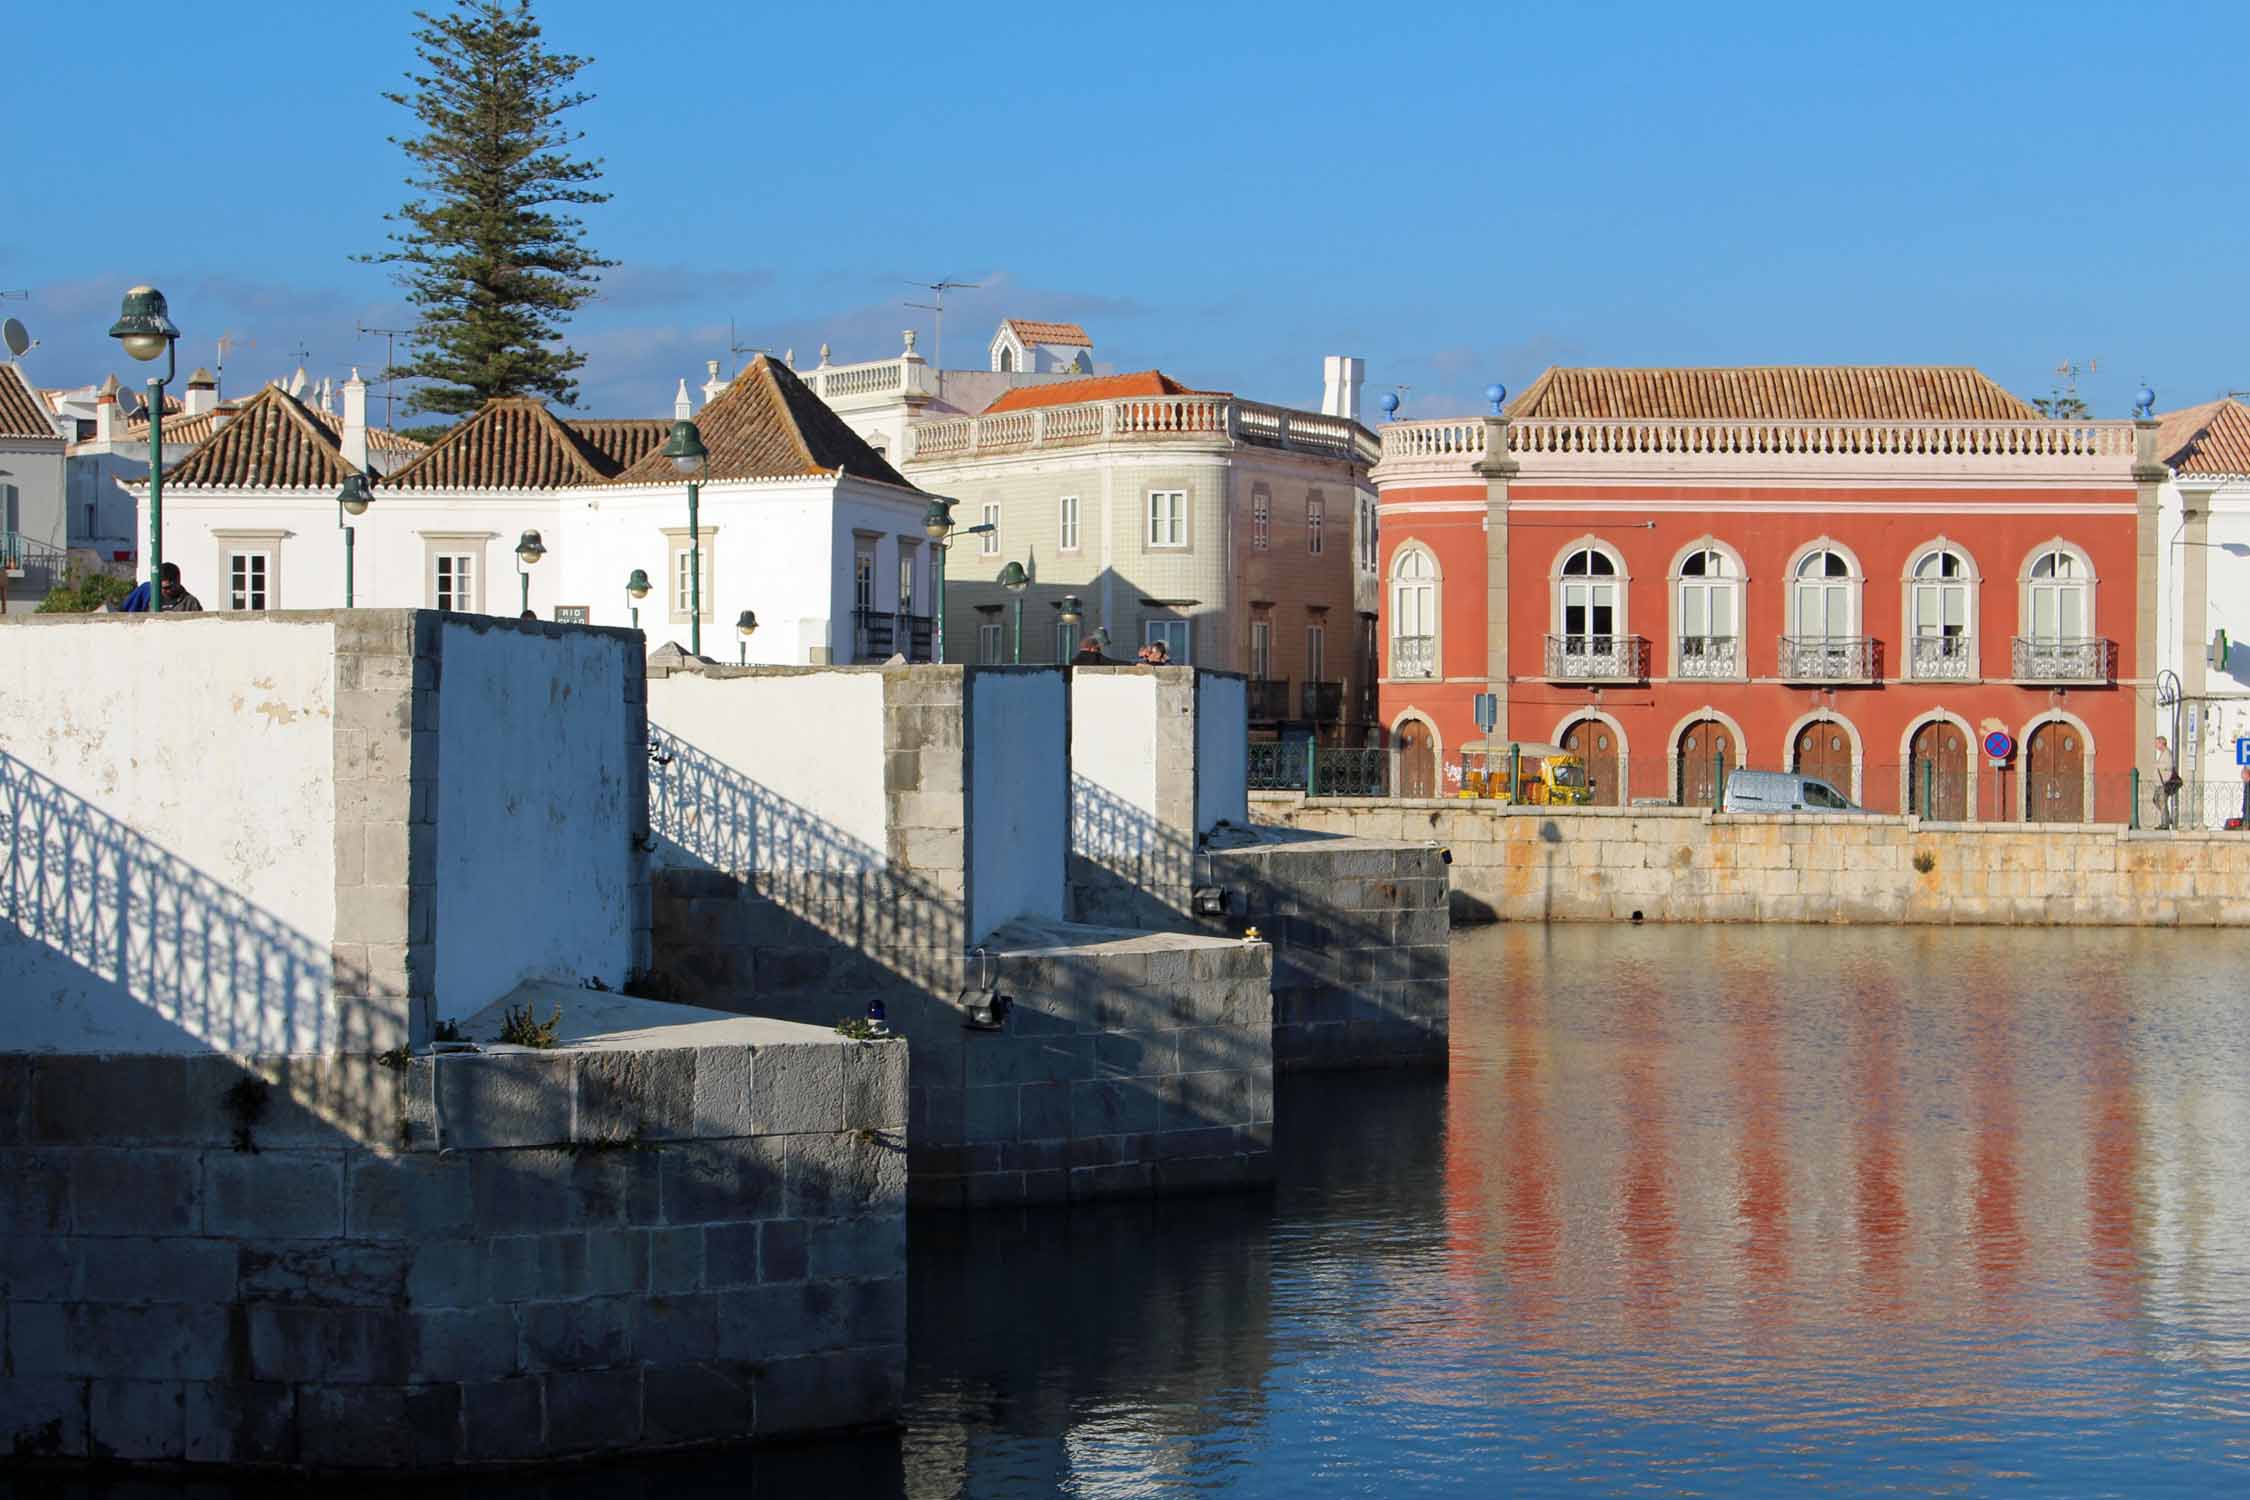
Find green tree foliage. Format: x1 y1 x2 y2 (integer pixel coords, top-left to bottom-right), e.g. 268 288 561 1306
36 567 133 613
365 1 612 416
2032 391 2091 419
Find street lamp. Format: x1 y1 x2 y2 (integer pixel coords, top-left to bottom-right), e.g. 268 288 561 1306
662 419 709 655
108 286 180 612
1059 593 1084 661
515 529 545 615
336 474 373 608
735 608 758 665
625 568 651 631
997 559 1029 664
923 498 955 663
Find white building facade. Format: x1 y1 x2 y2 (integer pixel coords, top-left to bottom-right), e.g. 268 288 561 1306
2155 397 2250 826
1 360 68 611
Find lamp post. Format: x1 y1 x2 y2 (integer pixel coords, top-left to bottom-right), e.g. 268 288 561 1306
662 419 709 655
626 568 651 632
735 609 758 666
108 286 181 612
923 498 955 663
1060 593 1084 661
336 474 373 607
514 529 545 615
997 560 1029 664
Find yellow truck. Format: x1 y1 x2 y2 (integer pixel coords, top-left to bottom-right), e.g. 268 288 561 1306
1457 739 1593 806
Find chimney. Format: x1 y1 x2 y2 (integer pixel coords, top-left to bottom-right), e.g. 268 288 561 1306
95 375 120 444
320 377 336 416
341 368 369 471
674 379 692 420
211 402 235 433
701 359 724 409
1321 356 1365 422
184 367 219 417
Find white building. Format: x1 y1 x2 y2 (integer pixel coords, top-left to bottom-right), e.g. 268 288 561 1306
1 359 67 611
2154 397 2250 825
139 356 934 665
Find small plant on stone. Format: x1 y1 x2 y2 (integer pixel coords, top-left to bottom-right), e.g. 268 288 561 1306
499 1000 564 1048
1912 849 1938 874
834 1017 878 1041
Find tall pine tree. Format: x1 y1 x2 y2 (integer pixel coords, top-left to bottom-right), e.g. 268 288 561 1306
366 1 612 416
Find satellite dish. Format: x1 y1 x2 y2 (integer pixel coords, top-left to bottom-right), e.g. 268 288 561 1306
0 318 29 358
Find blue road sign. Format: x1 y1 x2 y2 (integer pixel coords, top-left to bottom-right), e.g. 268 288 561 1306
1473 692 1498 734
2237 737 2250 767
1983 730 2014 760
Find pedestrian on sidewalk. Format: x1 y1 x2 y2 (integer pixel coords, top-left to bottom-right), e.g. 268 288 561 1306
2154 735 2181 830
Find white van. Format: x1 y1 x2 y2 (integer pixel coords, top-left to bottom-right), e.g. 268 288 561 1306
1722 769 1880 815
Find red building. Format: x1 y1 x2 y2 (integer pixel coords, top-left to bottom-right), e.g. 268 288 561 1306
1373 367 2161 821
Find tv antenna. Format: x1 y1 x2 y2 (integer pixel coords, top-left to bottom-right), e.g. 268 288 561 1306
726 318 766 380
215 334 255 399
0 290 26 300
905 277 980 394
358 325 412 430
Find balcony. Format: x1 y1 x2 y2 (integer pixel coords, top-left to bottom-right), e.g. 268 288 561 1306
1778 635 1878 683
1 531 69 600
1675 635 1740 679
1302 679 1343 722
1544 633 1650 681
1391 636 1435 679
1909 634 1976 681
1247 677 1292 722
854 608 935 663
2012 635 2113 684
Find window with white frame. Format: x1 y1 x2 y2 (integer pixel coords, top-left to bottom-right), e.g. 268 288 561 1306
1558 547 1619 641
898 550 916 613
0 482 17 534
980 503 1000 556
228 551 271 611
1391 546 1437 678
1306 621 1326 682
666 532 715 623
1148 490 1187 548
854 547 875 613
1059 495 1080 552
434 553 477 613
1908 546 1974 678
1359 495 1378 572
1675 548 1737 672
1791 549 1855 639
1252 488 1270 550
2026 548 2090 640
1307 494 1325 554
977 620 1003 664
1145 619 1190 662
1250 619 1272 679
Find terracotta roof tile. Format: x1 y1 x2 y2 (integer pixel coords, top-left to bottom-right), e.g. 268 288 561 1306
1000 318 1092 348
0 363 56 441
983 370 1220 413
379 398 617 490
300 406 431 456
2157 398 2250 478
567 418 669 474
1504 366 2040 422
610 355 911 488
163 385 357 489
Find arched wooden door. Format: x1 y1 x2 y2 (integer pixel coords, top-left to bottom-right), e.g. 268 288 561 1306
1562 718 1621 806
2025 722 2085 822
1396 720 1437 799
1908 721 1967 820
1677 719 1733 808
1792 720 1855 800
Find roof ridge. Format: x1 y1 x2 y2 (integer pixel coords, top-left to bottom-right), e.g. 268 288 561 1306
381 396 606 489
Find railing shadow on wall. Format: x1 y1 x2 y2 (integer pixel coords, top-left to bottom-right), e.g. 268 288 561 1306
0 750 396 1143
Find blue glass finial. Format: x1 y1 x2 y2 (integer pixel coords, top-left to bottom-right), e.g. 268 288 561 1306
2133 385 2156 419
1486 382 1508 416
1379 391 1401 418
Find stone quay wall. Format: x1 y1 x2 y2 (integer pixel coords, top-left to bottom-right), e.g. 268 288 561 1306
1250 793 2250 925
0 1015 904 1469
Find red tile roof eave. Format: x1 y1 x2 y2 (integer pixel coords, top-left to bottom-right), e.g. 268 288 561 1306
1502 365 2041 423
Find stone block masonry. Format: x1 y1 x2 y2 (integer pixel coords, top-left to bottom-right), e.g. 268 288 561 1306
0 998 906 1469
1250 794 2250 926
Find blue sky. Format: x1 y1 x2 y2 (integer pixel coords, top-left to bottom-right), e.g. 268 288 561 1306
6 0 2245 423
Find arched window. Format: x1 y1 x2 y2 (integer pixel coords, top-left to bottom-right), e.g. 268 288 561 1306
1675 547 1738 678
1908 546 1974 679
1782 545 1868 681
997 346 1014 373
1549 543 1639 679
2016 545 2103 682
1792 550 1854 638
1390 547 1438 678
1558 547 1618 641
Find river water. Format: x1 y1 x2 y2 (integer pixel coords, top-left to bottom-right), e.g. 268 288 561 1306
18 925 2250 1499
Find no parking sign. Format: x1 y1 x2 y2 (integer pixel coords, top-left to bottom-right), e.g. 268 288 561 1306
1983 730 2014 763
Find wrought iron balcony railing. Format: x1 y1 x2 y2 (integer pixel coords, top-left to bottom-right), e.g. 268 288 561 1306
1675 635 1740 678
1247 677 1292 722
854 608 935 662
1301 679 1342 721
1544 633 1650 681
1778 635 1878 682
2012 635 2112 683
1909 633 1976 680
1391 635 1435 679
